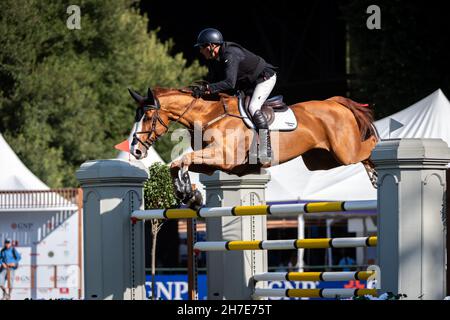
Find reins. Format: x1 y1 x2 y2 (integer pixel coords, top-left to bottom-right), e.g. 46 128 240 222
133 90 245 151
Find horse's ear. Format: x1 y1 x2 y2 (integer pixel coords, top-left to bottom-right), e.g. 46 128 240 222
128 88 144 104
146 88 156 104
147 88 154 100
144 87 159 109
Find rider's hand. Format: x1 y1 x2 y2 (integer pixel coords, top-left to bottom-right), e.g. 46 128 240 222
192 84 209 98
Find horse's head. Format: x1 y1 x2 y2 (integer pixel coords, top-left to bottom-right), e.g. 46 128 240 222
128 87 170 160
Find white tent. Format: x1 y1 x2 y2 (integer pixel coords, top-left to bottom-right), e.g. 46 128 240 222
0 133 48 190
0 134 81 300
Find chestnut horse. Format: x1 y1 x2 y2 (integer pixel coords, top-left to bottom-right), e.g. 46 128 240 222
128 87 379 208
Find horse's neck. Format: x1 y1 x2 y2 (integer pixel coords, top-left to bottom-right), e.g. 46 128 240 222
160 95 227 130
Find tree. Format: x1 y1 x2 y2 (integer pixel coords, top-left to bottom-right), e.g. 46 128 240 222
340 0 450 119
0 0 206 187
143 162 181 300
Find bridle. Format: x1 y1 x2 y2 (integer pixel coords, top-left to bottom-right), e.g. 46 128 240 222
132 93 198 152
132 105 169 150
132 88 246 153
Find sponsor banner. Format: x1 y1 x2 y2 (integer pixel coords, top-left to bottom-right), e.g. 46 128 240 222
9 288 79 300
145 274 208 300
145 274 371 300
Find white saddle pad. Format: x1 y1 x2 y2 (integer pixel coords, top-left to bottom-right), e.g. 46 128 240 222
238 98 297 131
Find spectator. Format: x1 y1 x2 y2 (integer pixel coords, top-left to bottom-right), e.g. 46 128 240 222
338 249 355 271
0 238 21 300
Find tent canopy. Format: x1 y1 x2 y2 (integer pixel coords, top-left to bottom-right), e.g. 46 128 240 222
0 133 48 190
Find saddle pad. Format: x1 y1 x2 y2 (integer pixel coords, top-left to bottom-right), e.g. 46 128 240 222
238 98 297 131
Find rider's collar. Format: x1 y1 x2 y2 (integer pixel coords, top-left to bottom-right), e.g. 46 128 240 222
215 43 225 61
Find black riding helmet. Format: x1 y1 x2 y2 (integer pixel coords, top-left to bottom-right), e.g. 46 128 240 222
194 28 224 47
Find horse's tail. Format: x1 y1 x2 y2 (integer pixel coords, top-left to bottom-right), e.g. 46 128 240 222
327 96 379 142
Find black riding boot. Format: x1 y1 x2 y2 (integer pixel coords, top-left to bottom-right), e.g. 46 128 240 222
252 110 272 165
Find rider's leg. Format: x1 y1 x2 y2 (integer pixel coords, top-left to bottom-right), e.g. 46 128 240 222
248 73 277 164
248 73 277 116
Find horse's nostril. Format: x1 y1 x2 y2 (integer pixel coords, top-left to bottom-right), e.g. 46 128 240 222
135 149 142 156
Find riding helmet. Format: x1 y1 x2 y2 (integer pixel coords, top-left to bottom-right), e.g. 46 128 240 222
194 28 224 47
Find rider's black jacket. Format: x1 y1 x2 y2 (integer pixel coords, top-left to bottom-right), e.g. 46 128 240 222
205 42 277 95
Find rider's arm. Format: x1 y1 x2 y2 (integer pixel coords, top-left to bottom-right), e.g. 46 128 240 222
207 48 243 94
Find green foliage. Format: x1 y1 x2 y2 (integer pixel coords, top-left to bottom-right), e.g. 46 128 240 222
340 1 450 119
143 162 180 209
0 0 206 187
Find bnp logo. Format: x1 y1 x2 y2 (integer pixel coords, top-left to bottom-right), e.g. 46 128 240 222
11 222 34 230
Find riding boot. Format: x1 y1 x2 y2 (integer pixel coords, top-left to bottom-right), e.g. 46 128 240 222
252 110 272 165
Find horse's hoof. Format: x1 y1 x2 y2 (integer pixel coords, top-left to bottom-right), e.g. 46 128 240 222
185 190 203 210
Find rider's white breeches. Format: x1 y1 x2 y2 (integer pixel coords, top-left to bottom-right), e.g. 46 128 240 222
248 73 277 116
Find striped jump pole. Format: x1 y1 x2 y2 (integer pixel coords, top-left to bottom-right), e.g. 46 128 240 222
194 236 377 251
253 288 378 299
131 200 377 220
253 271 375 282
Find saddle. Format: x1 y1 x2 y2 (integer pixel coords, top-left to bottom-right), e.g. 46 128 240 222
240 93 287 125
237 92 297 131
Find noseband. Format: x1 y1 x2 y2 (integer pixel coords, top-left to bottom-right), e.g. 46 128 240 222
132 92 199 153
132 97 168 151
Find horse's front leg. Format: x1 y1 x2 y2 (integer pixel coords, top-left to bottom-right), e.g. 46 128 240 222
170 156 204 210
170 160 194 203
170 147 229 209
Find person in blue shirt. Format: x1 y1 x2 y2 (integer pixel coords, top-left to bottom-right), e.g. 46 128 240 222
0 238 21 300
338 249 356 271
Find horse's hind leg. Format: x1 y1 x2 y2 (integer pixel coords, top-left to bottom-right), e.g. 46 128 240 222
333 134 377 166
362 157 378 189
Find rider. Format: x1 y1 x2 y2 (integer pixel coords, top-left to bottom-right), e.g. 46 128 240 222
192 28 277 164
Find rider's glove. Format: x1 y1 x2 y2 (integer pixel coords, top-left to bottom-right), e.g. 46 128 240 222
192 84 209 98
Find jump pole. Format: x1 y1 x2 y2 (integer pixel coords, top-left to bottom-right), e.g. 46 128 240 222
254 288 377 299
194 236 377 251
132 200 377 220
253 271 375 282
186 218 197 300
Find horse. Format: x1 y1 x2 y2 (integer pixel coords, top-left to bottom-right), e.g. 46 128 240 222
128 87 379 208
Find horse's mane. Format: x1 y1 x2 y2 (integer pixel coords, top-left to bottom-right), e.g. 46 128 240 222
153 87 190 97
152 86 235 102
